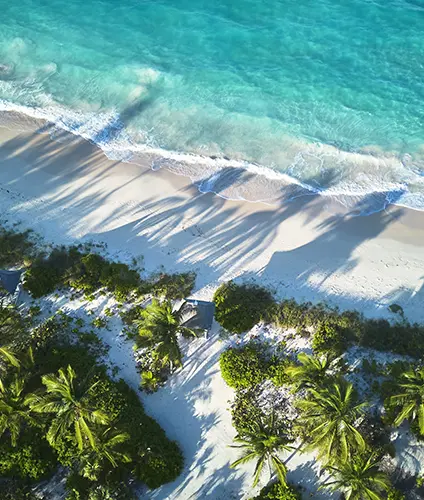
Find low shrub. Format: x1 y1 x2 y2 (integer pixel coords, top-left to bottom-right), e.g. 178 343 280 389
25 247 143 301
150 271 196 300
24 246 84 297
220 344 269 389
312 323 348 355
230 389 267 436
358 319 424 357
0 480 38 500
252 481 302 499
268 357 291 387
0 226 35 268
99 262 141 302
65 471 135 500
0 303 30 348
214 281 274 334
0 428 57 481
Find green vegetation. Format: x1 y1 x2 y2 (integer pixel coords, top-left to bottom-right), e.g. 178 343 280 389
0 226 35 268
252 481 302 500
23 244 196 304
150 271 196 299
296 378 368 464
0 304 183 497
216 289 420 495
214 281 274 334
220 344 269 389
230 413 294 487
322 453 390 499
3 224 424 498
285 352 334 391
386 366 424 434
135 299 197 387
214 286 424 358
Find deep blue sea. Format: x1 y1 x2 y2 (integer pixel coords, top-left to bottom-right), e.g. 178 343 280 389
1 0 424 211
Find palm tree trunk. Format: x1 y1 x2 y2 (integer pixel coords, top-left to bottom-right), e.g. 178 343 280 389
284 439 305 465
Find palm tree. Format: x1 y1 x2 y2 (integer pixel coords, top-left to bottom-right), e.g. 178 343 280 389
0 346 19 369
285 352 334 391
27 365 109 450
0 345 20 385
230 413 294 487
0 374 36 446
80 427 132 481
321 453 390 500
136 300 197 372
387 366 424 435
296 377 367 464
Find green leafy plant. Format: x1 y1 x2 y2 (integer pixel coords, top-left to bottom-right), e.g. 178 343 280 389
140 370 161 393
321 453 390 500
136 299 197 373
386 366 424 435
230 413 294 487
0 375 36 447
312 322 348 355
27 365 109 450
252 481 302 499
0 226 35 268
296 377 367 464
285 352 335 391
150 272 196 300
214 281 274 334
220 344 269 389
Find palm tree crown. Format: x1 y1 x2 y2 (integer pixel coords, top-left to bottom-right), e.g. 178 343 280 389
285 352 335 391
322 453 390 500
136 299 196 372
388 366 424 435
27 365 109 450
80 427 131 481
0 374 35 446
230 413 294 487
296 377 367 464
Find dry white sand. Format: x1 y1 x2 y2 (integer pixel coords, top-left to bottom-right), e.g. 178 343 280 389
1 117 424 498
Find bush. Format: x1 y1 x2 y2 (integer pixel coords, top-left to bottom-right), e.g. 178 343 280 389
150 272 196 299
312 323 348 355
252 481 302 499
0 303 30 348
0 226 35 268
24 247 143 301
268 300 363 341
214 281 274 334
85 376 183 488
99 262 141 301
358 319 424 357
0 428 57 481
230 389 267 436
220 344 269 389
268 357 291 387
24 246 84 297
0 480 38 500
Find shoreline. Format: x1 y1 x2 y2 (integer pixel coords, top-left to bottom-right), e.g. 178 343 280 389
1 106 423 214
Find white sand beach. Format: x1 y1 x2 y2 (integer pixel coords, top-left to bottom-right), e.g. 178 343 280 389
1 115 424 498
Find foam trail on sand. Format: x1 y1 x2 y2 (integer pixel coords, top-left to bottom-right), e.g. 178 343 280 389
0 99 421 215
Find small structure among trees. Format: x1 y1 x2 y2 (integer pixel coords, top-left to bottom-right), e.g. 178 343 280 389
181 299 215 338
0 270 23 305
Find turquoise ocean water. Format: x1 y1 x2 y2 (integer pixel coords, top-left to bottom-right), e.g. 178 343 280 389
1 0 424 212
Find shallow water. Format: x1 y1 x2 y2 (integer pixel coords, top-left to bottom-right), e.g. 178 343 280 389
1 0 424 212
